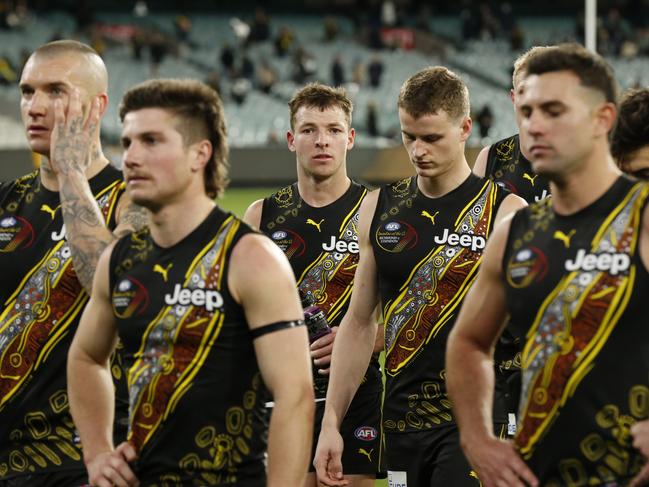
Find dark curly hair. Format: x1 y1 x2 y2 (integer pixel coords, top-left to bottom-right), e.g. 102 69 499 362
611 88 649 168
119 79 229 199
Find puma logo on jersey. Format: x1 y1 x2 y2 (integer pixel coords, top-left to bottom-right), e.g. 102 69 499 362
306 218 324 232
153 263 172 282
523 173 538 186
165 284 223 311
565 249 630 276
434 228 486 252
358 448 373 462
553 229 576 248
421 210 439 224
41 203 58 219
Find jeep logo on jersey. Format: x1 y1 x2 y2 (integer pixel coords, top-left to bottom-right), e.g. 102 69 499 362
322 236 359 254
165 284 224 311
565 249 630 276
376 220 418 253
433 228 486 252
354 426 377 441
0 216 34 252
112 277 149 318
270 228 306 259
506 247 548 288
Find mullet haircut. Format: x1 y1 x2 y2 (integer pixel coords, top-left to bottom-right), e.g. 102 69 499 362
119 79 229 199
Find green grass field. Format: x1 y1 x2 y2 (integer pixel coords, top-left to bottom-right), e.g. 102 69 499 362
220 187 389 486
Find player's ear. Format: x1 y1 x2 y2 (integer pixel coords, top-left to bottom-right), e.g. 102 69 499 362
593 101 617 137
347 127 355 150
287 130 296 152
459 116 472 142
191 139 212 171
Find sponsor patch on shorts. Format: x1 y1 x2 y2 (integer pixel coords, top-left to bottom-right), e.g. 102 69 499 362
354 426 377 441
388 470 407 486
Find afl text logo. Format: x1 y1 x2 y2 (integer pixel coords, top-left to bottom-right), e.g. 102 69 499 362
506 247 548 288
376 221 418 253
354 426 377 442
112 277 149 318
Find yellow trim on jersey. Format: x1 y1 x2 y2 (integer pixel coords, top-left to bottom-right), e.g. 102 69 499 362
517 181 648 457
128 215 239 450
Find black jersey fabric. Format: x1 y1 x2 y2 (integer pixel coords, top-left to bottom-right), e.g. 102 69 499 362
0 165 127 481
109 206 267 486
503 176 649 485
485 134 550 204
370 174 510 434
260 180 382 400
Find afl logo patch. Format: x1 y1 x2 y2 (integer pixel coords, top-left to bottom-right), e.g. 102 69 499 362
271 229 306 259
506 247 548 288
0 216 35 252
375 220 418 253
354 426 377 441
112 277 150 318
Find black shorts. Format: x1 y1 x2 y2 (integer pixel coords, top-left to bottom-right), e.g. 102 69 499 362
383 423 508 487
0 470 88 487
309 387 383 475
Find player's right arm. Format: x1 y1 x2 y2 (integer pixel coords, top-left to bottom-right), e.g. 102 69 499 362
229 232 314 487
242 198 263 229
472 144 490 177
446 214 537 487
314 189 381 487
67 243 139 487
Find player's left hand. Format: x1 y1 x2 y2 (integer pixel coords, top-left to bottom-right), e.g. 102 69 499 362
310 326 338 375
630 420 649 486
50 88 100 176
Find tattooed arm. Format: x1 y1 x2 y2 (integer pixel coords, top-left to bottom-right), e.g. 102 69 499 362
53 89 147 293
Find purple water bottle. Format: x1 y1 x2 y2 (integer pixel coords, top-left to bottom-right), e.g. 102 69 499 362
300 290 332 343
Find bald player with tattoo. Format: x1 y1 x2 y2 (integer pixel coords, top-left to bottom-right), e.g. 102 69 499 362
0 40 145 486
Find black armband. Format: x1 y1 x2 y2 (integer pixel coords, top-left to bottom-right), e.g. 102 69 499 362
250 319 305 340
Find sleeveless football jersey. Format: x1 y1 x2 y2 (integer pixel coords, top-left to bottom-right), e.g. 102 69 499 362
0 165 126 480
371 174 511 433
485 134 550 203
503 176 649 485
260 181 382 400
110 206 267 486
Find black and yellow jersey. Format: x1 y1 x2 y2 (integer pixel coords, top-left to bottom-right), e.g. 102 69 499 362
503 176 649 485
260 181 382 400
371 174 510 434
485 134 550 204
110 206 267 486
0 165 126 480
